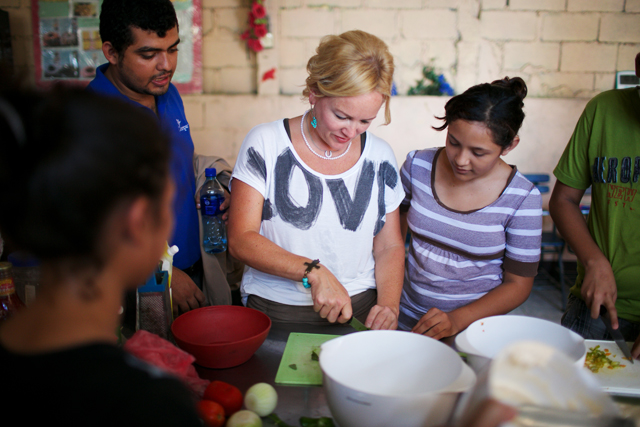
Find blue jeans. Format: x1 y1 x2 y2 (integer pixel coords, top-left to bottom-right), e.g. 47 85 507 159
561 294 640 341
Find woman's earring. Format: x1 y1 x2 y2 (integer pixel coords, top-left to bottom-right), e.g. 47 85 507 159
311 107 317 129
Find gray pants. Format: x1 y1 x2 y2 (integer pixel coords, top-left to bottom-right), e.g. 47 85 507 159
561 294 640 341
247 289 377 324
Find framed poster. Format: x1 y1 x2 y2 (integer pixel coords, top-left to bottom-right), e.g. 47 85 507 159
32 0 202 93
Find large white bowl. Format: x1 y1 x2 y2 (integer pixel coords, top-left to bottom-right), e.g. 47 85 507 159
455 315 586 374
320 330 476 427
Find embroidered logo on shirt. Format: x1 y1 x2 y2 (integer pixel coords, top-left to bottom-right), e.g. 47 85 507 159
176 119 189 132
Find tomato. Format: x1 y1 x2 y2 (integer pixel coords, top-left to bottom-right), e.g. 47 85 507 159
203 380 243 416
197 400 225 427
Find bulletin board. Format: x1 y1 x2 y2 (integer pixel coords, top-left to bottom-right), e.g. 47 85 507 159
31 0 202 94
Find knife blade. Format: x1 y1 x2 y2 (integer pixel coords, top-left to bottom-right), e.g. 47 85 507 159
600 306 634 364
348 316 369 332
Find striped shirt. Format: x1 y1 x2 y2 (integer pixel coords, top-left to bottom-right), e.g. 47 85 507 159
398 148 542 330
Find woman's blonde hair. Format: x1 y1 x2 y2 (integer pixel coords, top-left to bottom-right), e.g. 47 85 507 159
303 30 394 125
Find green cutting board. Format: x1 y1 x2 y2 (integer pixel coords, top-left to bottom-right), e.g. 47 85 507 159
275 332 340 385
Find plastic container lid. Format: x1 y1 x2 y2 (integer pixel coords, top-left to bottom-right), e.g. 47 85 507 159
205 168 217 178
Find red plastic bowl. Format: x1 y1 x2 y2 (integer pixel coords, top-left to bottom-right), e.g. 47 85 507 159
171 305 271 369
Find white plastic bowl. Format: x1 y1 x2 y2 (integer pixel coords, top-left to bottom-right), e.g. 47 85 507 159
320 330 476 427
455 315 586 374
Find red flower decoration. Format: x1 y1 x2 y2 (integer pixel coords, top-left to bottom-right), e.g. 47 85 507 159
262 68 276 82
242 1 268 53
252 3 266 19
248 38 263 52
249 12 258 27
253 24 268 38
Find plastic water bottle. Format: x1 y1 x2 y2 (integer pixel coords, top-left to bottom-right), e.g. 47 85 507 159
200 168 227 254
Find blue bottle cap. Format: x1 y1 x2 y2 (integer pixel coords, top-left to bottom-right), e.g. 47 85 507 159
205 168 217 178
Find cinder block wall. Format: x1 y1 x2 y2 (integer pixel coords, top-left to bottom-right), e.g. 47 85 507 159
2 0 638 209
5 0 637 95
199 0 640 97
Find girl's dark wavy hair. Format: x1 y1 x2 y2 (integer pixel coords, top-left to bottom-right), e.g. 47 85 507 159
434 76 528 149
0 87 170 269
99 0 178 55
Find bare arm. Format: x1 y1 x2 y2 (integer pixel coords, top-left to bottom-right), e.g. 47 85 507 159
549 180 618 328
400 208 409 243
227 179 352 322
367 208 405 330
413 272 533 339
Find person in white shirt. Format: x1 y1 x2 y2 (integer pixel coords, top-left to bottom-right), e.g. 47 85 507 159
228 30 405 329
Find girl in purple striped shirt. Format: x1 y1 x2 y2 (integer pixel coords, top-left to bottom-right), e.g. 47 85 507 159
399 77 542 338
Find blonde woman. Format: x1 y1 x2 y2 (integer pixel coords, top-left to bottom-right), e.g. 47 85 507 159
228 30 405 329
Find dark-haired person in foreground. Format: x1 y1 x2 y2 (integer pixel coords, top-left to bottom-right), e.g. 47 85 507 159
398 77 542 338
0 88 201 425
88 0 240 311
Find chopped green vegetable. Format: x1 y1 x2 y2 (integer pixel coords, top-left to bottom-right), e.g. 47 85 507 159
585 345 625 373
267 413 295 427
299 416 335 427
310 350 319 362
289 364 297 370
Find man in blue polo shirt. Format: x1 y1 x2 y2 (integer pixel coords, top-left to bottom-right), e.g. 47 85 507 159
88 0 205 313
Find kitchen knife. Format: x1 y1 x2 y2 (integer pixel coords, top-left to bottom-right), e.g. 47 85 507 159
348 316 369 332
600 306 634 364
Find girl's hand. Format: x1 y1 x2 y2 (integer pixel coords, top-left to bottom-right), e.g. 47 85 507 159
412 308 460 340
307 265 352 324
365 304 399 330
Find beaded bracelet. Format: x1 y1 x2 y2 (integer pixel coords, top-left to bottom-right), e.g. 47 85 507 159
302 259 320 289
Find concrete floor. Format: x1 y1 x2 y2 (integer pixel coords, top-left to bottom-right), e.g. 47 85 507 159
509 261 577 324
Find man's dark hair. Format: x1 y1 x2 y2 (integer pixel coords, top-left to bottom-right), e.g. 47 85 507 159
99 0 178 55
